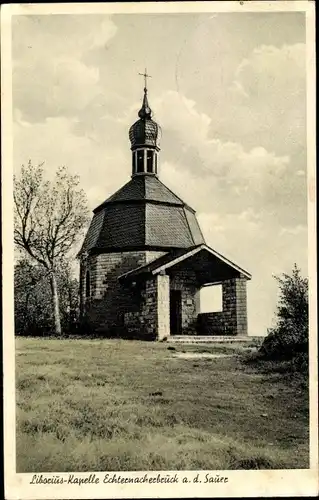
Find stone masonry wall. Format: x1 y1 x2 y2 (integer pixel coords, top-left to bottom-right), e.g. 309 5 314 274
156 274 170 340
139 277 158 339
197 276 248 335
123 311 141 338
170 268 200 335
197 312 227 335
145 251 167 263
235 277 248 335
123 265 201 339
132 274 170 340
80 251 163 336
80 251 249 338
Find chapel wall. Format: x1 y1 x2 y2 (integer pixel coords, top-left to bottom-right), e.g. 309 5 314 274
197 276 248 335
145 251 167 263
156 274 170 340
80 251 148 336
123 277 158 340
170 268 200 335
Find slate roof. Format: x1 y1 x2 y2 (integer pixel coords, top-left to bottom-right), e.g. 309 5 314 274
129 118 160 148
118 244 252 284
94 175 185 211
79 175 205 254
119 247 194 280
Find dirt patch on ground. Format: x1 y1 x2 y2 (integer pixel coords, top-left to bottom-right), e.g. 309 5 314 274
172 352 235 359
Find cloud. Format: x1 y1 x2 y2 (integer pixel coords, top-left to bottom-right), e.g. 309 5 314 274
12 14 308 336
149 82 308 335
13 15 118 59
196 210 307 335
235 43 306 99
12 15 118 122
14 57 101 121
227 43 306 155
14 115 129 210
152 90 303 230
279 225 307 237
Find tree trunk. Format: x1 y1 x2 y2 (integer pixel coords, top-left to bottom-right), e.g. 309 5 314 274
49 271 62 336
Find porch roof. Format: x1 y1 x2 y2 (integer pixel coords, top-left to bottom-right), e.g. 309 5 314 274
118 244 251 286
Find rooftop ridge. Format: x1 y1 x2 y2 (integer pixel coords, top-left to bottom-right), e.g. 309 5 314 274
93 175 188 213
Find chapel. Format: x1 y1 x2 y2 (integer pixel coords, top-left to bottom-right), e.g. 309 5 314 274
78 80 251 340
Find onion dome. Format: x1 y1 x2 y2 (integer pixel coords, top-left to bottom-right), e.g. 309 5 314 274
129 88 161 150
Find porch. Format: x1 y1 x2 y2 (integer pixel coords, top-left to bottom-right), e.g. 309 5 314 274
119 244 251 340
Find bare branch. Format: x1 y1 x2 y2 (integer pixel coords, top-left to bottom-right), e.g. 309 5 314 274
14 161 89 271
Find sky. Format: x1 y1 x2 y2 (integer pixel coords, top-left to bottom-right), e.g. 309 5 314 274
12 11 308 335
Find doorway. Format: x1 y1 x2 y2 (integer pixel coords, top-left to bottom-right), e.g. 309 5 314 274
170 289 182 335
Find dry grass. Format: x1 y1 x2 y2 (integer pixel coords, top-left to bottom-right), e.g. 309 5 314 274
16 337 309 472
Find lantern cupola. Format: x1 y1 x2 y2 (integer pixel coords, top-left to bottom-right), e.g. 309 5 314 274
129 70 161 177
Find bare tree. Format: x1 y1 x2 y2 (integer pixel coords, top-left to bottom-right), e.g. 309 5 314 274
14 160 89 335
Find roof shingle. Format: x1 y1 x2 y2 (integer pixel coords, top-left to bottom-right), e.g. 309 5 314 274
94 175 185 211
79 174 205 255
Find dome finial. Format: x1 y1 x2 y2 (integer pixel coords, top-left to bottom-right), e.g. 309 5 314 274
138 68 152 119
139 68 152 91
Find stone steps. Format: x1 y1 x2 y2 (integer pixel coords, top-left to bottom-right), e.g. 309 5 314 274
167 335 263 344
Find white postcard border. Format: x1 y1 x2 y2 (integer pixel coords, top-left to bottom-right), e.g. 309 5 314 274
2 2 317 499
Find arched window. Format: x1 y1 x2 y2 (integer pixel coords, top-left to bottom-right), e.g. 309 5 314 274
85 270 91 298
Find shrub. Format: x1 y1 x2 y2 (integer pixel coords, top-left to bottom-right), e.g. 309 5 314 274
259 264 308 362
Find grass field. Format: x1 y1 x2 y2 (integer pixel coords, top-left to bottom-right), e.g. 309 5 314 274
16 337 309 472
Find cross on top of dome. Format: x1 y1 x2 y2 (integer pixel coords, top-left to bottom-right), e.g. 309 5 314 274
129 70 161 153
138 68 152 119
138 68 152 90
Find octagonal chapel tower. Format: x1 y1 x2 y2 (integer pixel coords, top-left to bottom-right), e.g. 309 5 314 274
79 84 251 339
